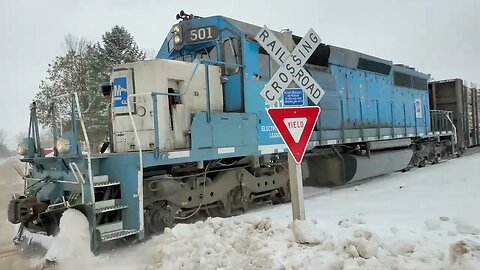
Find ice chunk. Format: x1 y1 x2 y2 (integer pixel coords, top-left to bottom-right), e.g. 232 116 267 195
290 220 328 244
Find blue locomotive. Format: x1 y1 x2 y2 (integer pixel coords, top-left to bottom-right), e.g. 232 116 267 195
8 12 455 251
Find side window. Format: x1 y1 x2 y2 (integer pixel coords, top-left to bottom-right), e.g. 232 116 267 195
259 52 270 80
222 38 240 75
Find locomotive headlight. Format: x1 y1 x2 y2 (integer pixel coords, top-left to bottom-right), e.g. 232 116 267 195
172 24 181 34
55 137 71 154
16 143 28 156
173 34 182 44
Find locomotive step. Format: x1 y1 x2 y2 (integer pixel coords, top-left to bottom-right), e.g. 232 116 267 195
94 199 120 209
95 204 127 214
92 175 109 184
100 229 139 242
93 181 120 188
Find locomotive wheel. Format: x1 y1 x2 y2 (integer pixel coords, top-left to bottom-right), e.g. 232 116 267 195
272 185 291 204
418 159 427 168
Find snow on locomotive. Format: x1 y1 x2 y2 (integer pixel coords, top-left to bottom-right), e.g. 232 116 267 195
8 13 456 251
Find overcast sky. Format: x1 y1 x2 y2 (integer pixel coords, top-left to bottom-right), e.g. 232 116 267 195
0 0 479 148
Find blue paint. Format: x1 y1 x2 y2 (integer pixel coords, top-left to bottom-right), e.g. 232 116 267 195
283 88 304 106
113 77 128 107
190 112 258 150
98 154 141 236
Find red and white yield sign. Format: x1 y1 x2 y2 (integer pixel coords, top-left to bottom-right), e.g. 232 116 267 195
267 106 321 164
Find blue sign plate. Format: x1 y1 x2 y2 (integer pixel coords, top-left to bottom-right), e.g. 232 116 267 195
283 88 304 106
113 77 128 107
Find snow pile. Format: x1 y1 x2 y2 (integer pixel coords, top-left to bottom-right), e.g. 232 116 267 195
450 240 480 269
3 153 480 269
144 217 289 270
290 219 329 244
32 209 94 269
455 221 480 235
65 217 471 270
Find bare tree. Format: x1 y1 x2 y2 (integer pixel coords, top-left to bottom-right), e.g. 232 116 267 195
145 48 158 60
15 132 27 144
0 129 11 157
63 33 91 55
0 129 5 145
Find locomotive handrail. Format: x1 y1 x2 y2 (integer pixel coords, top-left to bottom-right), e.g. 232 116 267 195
126 58 245 158
445 112 457 145
126 94 145 234
41 92 94 203
73 93 95 205
430 109 457 154
126 95 144 165
69 162 86 204
149 59 243 97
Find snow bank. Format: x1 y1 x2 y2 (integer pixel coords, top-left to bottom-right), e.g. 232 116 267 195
450 240 480 270
11 153 480 269
32 209 94 269
36 216 479 270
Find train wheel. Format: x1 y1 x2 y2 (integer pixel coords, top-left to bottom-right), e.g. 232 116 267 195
418 159 427 168
272 185 291 204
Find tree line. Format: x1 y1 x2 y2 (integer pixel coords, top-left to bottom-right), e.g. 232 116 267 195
34 26 146 153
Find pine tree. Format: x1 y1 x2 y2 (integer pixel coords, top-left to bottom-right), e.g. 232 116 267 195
91 26 146 83
35 26 145 152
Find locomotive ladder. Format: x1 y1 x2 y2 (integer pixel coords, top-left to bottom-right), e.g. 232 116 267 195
72 93 140 244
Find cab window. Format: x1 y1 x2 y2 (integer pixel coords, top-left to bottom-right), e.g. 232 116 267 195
174 54 193 62
222 38 240 75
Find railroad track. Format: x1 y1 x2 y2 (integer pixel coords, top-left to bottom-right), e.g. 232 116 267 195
0 248 18 259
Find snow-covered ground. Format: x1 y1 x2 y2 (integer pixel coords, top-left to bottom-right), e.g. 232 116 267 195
3 153 480 269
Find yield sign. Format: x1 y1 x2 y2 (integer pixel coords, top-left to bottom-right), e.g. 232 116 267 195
267 106 321 164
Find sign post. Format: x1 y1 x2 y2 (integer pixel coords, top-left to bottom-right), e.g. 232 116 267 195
288 152 304 220
267 106 320 220
256 26 325 221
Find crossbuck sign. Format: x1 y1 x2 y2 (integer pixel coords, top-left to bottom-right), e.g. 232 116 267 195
255 26 325 105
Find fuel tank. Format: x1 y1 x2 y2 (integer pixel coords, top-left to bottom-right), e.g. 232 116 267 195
305 148 413 186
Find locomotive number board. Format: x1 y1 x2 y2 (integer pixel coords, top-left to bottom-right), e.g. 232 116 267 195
185 26 219 43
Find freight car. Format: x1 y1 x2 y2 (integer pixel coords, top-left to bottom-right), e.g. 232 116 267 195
429 79 480 154
8 13 456 251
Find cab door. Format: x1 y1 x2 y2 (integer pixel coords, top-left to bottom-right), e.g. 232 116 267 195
221 37 243 112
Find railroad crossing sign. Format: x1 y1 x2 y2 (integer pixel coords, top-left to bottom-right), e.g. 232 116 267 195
255 26 325 105
267 106 321 164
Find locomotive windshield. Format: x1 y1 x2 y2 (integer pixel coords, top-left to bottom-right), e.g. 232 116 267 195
195 46 217 61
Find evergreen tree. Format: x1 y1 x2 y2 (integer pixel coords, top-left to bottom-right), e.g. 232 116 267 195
35 26 145 152
91 25 146 83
